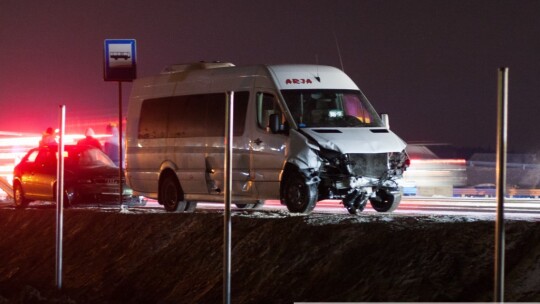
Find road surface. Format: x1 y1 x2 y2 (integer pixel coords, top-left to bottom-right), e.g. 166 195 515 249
135 196 540 220
2 197 540 220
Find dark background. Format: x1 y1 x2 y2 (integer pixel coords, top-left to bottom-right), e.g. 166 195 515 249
1 0 539 152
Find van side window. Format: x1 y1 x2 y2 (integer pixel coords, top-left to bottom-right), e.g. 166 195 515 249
256 92 282 130
139 97 171 139
138 92 249 139
204 92 249 136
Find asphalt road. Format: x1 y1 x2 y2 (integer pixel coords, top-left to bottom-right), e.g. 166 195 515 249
134 197 540 220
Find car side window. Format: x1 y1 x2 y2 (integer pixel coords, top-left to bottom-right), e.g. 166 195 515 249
256 92 282 130
25 150 39 163
35 150 56 167
34 151 47 165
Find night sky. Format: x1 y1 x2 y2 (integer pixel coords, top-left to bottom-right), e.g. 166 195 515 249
1 1 540 152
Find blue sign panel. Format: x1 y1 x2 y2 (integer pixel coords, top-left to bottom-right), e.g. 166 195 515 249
104 39 137 82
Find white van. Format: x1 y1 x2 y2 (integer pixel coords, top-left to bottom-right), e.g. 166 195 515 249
125 62 409 214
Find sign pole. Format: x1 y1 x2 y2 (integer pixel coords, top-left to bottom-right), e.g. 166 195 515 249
223 91 234 304
494 67 508 302
118 81 123 205
103 39 136 206
55 105 66 290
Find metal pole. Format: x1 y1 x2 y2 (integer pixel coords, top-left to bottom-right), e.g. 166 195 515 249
118 81 123 205
55 105 66 289
494 67 508 302
223 91 234 304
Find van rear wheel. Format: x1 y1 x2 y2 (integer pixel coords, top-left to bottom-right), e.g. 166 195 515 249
159 174 187 212
282 172 317 214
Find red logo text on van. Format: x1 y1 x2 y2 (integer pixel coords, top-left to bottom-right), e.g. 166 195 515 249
285 78 312 85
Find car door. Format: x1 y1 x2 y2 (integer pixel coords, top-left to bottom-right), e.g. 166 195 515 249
18 149 40 198
249 91 288 198
202 92 255 198
30 148 57 200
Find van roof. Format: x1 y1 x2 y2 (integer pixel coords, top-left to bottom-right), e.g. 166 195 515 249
149 62 358 91
161 62 235 74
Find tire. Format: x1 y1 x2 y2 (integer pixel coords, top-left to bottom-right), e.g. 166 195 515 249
159 174 187 212
53 184 73 208
63 191 74 208
282 171 318 214
13 183 29 209
370 189 402 212
235 200 263 210
184 201 197 213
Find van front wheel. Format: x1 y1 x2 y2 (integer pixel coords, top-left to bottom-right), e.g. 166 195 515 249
370 189 401 212
282 172 317 214
159 175 187 212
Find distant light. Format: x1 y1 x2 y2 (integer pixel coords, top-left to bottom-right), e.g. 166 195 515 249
409 159 467 165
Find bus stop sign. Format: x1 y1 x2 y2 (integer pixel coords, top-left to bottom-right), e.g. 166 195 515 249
104 39 137 82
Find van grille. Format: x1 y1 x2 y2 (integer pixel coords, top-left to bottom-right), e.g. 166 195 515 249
348 153 388 178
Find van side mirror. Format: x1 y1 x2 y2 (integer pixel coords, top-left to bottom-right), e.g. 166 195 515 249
381 113 390 129
269 113 281 133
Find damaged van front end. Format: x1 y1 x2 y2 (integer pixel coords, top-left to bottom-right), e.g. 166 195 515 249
284 127 409 214
269 66 410 214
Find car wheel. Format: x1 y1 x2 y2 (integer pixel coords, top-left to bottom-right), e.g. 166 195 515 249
63 191 74 208
184 201 197 213
53 184 74 208
282 171 317 214
13 183 29 209
159 174 187 212
235 200 263 210
370 189 402 212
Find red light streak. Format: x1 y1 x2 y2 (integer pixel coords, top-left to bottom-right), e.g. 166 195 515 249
0 131 112 192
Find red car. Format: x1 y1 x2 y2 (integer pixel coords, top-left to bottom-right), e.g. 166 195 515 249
13 144 133 208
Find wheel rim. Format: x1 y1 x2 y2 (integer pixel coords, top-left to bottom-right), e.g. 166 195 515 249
370 190 400 212
13 184 28 208
284 174 318 214
162 181 178 209
14 186 22 206
286 182 305 208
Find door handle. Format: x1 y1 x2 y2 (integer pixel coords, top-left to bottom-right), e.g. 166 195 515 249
253 138 263 145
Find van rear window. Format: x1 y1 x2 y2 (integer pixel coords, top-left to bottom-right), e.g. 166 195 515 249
138 92 248 139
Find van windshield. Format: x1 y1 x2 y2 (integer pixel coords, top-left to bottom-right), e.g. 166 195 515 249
280 89 383 128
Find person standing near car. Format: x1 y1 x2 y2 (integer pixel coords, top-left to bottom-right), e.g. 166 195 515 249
104 123 121 166
77 128 102 150
39 127 57 146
